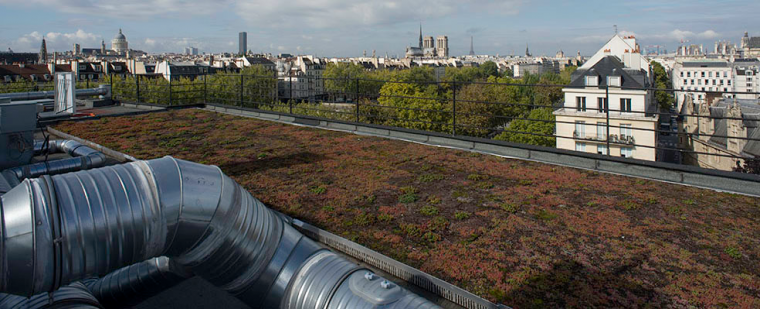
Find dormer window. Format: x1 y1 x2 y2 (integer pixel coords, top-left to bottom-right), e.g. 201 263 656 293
585 76 598 86
79 65 86 70
608 76 621 87
30 74 37 81
44 74 51 81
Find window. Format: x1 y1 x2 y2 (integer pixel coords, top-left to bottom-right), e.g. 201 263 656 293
575 142 586 152
608 76 621 87
728 80 732 86
597 144 608 155
621 147 633 158
680 72 684 77
597 122 607 140
585 76 598 86
620 124 632 138
576 97 587 112
712 80 716 85
597 97 608 113
724 72 728 78
701 72 705 78
687 72 691 77
575 121 586 138
708 72 712 78
78 65 86 70
620 98 632 112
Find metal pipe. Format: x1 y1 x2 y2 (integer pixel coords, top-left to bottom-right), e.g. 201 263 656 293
0 87 109 101
5 140 107 183
0 282 103 309
0 157 440 309
83 257 191 308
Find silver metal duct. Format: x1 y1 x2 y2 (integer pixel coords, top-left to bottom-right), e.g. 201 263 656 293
83 257 191 308
0 282 103 309
0 156 441 308
4 140 106 183
0 86 110 102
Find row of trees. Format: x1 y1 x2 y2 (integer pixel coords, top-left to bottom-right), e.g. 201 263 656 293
109 66 277 107
0 63 569 148
322 62 572 146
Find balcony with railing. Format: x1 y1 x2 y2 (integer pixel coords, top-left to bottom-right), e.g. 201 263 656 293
572 130 636 145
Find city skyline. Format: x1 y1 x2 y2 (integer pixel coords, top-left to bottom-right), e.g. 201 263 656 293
0 0 758 57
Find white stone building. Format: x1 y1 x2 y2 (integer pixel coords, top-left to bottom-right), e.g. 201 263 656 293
554 35 659 161
672 60 733 110
111 29 128 54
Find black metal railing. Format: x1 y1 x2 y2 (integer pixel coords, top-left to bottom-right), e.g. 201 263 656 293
5 70 760 176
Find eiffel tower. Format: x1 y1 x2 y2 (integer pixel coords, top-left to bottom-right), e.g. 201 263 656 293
469 36 475 56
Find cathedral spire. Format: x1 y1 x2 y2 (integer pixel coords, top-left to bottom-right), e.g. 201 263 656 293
39 37 47 64
418 23 423 49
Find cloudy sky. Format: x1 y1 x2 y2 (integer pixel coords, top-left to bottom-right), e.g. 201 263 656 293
0 0 757 57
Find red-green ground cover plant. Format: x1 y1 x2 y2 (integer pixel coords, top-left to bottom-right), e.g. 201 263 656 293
56 109 760 308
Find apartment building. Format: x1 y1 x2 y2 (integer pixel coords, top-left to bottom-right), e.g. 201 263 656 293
554 35 658 161
733 60 760 100
672 60 733 110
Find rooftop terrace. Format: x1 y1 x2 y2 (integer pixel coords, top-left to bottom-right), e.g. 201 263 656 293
54 108 760 308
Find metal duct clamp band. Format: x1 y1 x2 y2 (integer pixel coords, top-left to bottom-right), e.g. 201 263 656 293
0 175 57 296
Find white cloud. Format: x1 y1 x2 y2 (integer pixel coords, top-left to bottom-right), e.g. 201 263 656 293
0 0 231 18
644 29 720 42
697 30 720 39
14 29 100 52
234 0 523 28
0 0 521 25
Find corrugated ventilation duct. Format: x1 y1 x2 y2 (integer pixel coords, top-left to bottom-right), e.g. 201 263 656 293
0 156 440 309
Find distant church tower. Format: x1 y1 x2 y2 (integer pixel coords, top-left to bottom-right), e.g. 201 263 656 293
39 38 47 64
418 24 423 49
469 36 475 56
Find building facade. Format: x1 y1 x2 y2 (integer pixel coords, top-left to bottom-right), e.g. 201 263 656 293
436 36 449 58
680 97 760 171
741 32 760 58
734 61 760 100
239 32 248 55
554 35 658 161
672 60 733 110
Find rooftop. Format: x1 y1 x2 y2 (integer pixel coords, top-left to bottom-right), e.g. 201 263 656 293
54 108 760 308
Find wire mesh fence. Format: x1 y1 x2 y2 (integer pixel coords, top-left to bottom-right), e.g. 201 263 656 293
4 69 760 176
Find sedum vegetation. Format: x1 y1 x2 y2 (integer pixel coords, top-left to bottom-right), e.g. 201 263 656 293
56 109 760 308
